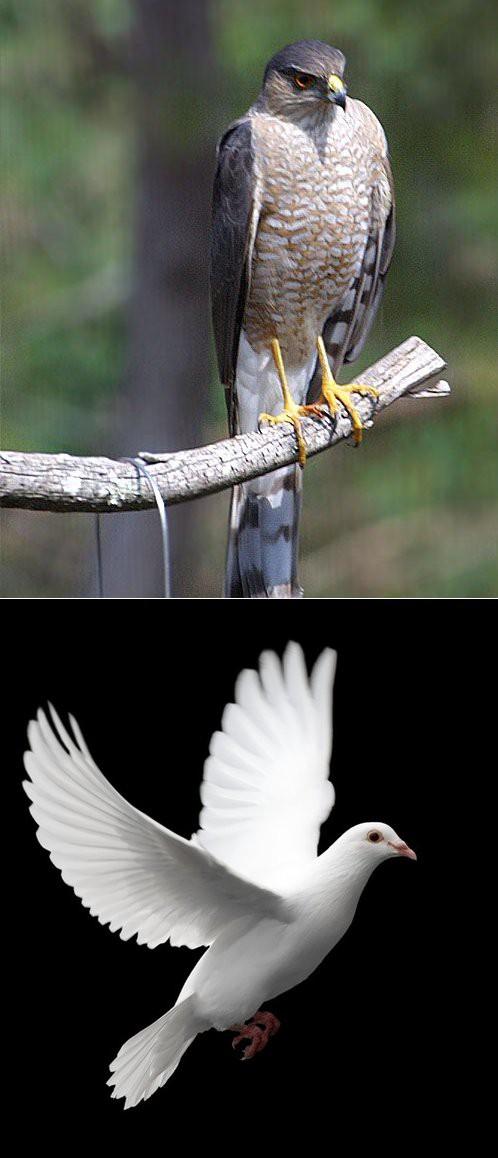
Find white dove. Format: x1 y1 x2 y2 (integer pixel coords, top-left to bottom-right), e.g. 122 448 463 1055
23 643 416 1109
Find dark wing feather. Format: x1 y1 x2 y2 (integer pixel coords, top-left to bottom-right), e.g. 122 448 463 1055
210 119 258 434
320 155 396 378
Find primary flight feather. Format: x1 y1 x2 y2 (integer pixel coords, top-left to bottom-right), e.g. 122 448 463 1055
23 643 415 1109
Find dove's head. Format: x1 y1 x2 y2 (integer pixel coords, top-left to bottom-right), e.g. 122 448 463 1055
339 822 417 864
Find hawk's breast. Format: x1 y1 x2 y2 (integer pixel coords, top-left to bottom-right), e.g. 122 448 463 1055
244 104 379 368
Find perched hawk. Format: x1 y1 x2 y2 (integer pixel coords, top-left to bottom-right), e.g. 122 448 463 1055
210 40 395 598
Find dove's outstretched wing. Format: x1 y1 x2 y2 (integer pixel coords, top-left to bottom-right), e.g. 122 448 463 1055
23 708 288 951
194 643 337 888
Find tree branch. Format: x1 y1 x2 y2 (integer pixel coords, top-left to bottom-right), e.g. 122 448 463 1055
0 337 448 514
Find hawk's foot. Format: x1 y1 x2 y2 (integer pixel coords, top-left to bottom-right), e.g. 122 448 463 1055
229 1010 281 1061
259 403 322 468
316 335 379 446
259 337 323 466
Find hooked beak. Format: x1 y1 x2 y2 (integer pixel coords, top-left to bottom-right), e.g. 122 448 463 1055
327 74 347 109
389 840 417 861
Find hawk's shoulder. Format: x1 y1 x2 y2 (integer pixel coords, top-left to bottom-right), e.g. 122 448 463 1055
348 97 388 154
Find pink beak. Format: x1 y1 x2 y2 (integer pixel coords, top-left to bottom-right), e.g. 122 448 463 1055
389 840 417 861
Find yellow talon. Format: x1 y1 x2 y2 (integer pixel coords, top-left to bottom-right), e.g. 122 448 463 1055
316 335 379 446
258 338 323 467
259 405 310 467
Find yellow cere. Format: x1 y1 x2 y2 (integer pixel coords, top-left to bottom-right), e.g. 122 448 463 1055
327 74 345 94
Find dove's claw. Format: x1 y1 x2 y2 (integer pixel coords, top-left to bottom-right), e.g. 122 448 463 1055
240 1027 265 1060
253 1010 281 1037
229 1011 281 1060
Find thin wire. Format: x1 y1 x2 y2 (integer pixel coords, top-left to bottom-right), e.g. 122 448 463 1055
123 457 171 598
95 513 104 598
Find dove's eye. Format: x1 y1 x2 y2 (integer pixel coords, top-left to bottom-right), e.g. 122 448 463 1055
367 831 382 843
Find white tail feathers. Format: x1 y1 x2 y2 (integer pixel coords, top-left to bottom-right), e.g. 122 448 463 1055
108 996 199 1109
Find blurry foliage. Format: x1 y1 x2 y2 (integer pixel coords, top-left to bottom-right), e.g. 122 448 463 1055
1 0 497 595
1 0 132 454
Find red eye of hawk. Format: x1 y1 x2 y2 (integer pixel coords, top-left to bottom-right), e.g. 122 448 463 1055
294 73 314 90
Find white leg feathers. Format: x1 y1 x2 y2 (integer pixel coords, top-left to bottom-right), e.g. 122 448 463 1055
107 996 200 1109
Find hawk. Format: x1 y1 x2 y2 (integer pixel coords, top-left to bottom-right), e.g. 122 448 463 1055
210 40 395 598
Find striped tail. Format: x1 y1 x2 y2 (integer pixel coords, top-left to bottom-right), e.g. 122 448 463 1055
224 465 303 598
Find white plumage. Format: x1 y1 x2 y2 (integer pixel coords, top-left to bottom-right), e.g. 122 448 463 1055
195 643 335 885
23 643 416 1109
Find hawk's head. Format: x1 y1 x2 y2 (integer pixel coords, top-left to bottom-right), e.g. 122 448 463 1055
261 39 347 120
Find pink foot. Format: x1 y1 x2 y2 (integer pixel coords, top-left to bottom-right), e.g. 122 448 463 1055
229 1011 281 1061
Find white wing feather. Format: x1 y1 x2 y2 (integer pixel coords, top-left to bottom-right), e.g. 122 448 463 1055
23 707 288 950
194 643 337 887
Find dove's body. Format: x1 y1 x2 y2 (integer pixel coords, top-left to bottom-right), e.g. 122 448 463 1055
181 844 370 1029
23 644 415 1108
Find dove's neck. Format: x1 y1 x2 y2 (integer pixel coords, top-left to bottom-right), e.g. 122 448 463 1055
317 841 376 898
296 840 379 938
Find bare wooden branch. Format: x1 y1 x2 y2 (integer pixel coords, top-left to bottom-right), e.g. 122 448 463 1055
0 337 448 514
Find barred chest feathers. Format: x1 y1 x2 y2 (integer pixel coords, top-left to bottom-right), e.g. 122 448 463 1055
244 99 388 369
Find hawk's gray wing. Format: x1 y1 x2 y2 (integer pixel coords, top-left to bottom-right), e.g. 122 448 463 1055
210 118 259 435
319 155 396 379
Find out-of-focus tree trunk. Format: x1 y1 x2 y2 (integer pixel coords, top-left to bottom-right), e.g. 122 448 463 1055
104 0 215 596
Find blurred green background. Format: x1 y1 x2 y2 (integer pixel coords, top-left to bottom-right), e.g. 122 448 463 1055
1 0 497 596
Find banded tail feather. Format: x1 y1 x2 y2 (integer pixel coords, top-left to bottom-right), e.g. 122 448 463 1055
224 466 303 598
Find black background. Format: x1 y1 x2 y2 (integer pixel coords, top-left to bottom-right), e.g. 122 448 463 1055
8 600 479 1147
